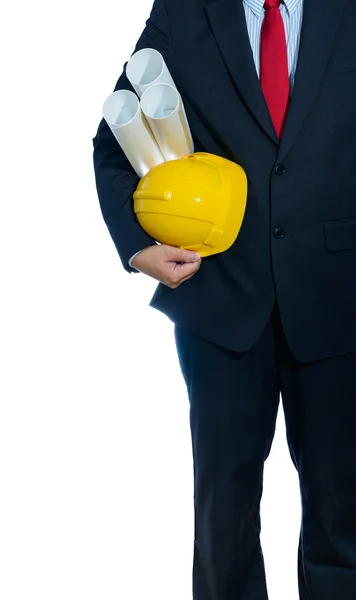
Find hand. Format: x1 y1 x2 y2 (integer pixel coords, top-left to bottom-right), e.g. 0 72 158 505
132 244 202 288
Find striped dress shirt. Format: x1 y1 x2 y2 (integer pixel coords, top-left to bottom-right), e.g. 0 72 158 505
129 0 304 269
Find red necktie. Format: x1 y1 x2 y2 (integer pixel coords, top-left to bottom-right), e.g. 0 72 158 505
260 0 290 138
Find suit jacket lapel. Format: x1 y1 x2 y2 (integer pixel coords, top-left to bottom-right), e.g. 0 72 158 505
204 0 350 158
204 0 279 146
277 0 350 161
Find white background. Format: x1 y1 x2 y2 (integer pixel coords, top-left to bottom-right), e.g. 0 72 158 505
1 1 300 598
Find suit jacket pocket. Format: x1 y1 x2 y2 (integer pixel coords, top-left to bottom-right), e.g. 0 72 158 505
328 57 356 74
324 218 356 252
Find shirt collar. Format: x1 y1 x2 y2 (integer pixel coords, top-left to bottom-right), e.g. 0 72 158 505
243 0 301 18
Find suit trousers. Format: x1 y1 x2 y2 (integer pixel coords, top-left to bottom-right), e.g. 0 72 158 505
174 303 356 600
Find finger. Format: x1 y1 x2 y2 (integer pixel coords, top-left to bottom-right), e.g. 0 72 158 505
164 260 201 286
170 260 201 277
164 245 201 263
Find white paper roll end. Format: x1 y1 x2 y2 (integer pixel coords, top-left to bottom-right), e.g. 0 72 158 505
126 48 176 98
141 83 194 161
102 89 165 178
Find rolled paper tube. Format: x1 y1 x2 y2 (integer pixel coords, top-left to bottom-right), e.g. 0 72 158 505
126 48 175 98
102 89 165 178
140 83 194 161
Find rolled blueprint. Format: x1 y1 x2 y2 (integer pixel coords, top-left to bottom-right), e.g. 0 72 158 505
140 83 194 161
126 48 175 98
102 89 164 178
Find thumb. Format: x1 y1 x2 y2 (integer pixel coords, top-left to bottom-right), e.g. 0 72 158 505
165 246 201 262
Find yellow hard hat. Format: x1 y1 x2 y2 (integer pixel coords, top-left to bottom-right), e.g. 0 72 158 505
133 152 248 257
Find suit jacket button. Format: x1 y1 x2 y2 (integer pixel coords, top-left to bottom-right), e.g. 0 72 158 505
274 228 286 239
275 164 287 175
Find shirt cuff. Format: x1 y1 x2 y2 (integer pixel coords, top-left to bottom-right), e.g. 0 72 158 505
128 250 143 270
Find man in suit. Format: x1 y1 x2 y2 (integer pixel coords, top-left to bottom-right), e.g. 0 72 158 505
93 0 356 598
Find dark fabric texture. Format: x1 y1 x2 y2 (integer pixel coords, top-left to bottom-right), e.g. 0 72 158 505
174 304 356 600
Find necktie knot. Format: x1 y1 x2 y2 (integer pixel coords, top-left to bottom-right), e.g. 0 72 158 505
264 0 282 9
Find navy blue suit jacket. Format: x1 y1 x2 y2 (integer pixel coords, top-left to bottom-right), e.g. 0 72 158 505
93 0 356 362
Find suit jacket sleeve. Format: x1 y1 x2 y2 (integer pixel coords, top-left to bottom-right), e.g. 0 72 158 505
92 0 170 274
